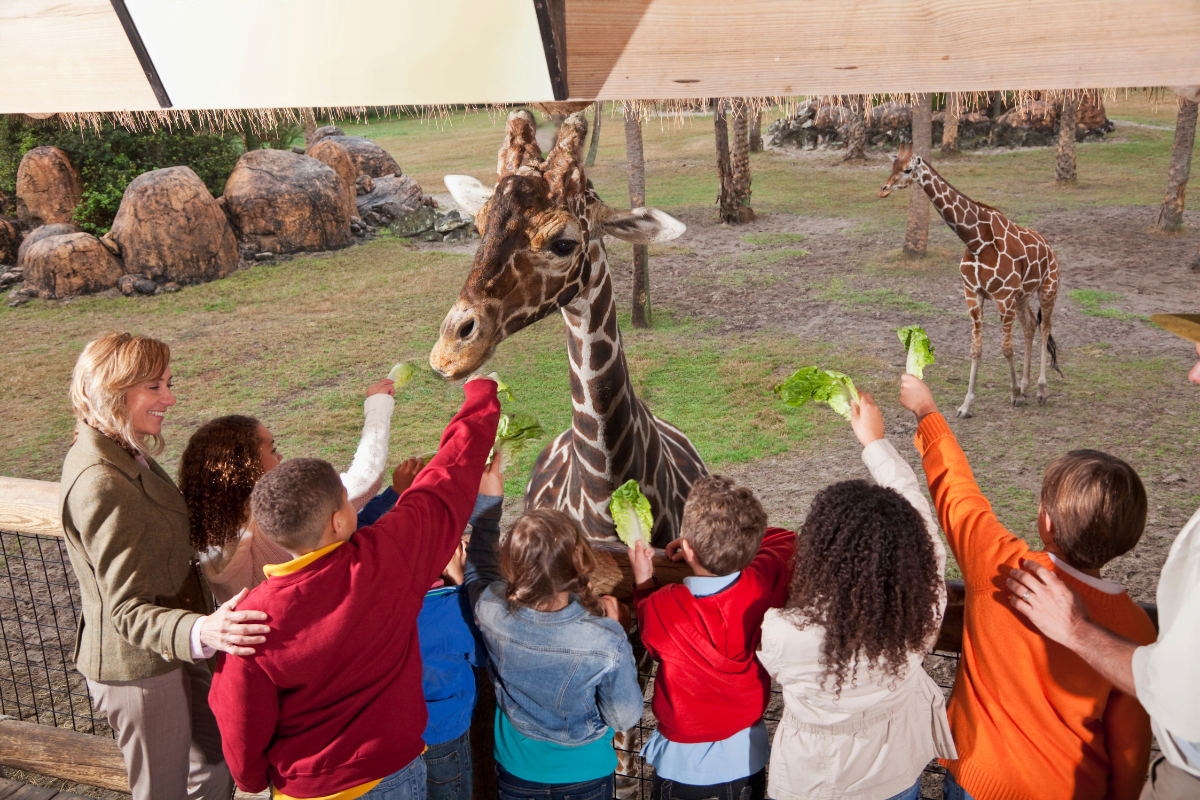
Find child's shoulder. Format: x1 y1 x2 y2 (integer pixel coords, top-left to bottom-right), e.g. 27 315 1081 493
1092 591 1158 647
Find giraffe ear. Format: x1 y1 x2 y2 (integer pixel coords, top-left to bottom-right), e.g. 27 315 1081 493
600 206 687 244
444 175 493 217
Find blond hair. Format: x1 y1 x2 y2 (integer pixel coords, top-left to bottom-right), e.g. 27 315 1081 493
70 332 171 458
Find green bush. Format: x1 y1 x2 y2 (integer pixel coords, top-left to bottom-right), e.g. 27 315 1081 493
0 115 242 235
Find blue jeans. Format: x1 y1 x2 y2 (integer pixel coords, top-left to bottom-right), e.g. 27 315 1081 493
362 756 427 800
651 768 766 800
496 765 614 800
885 780 920 800
942 770 976 800
424 729 472 800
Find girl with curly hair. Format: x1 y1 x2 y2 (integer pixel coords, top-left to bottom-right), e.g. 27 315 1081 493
178 377 396 605
758 391 956 800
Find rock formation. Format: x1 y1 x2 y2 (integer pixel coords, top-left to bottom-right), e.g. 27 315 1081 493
305 139 358 222
16 222 80 269
23 232 124 298
323 135 402 179
307 125 344 149
0 218 19 265
15 146 82 227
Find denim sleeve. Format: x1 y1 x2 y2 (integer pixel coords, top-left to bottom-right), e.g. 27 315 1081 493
356 486 400 529
463 493 504 613
596 632 644 733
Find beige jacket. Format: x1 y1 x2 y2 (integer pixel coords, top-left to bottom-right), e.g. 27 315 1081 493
757 439 956 800
60 424 211 682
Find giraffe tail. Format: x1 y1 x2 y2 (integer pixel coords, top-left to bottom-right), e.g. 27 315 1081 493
1036 309 1064 377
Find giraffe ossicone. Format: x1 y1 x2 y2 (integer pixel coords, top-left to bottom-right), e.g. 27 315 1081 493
430 109 709 545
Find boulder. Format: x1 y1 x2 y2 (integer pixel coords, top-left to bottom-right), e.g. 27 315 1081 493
17 222 80 269
390 206 438 238
323 135 402 178
0 218 19 265
996 100 1059 134
24 232 124 298
1076 94 1112 133
357 174 424 222
15 146 82 227
222 149 352 254
307 125 344 149
305 139 358 221
356 175 375 195
109 166 239 285
866 102 913 131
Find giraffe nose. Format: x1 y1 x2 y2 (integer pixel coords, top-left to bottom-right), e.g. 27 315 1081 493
457 318 477 340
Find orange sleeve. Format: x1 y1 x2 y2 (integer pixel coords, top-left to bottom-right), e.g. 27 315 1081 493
914 413 1026 585
1103 688 1152 800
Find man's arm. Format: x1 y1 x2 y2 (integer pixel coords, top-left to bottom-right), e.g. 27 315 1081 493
1007 560 1138 696
209 655 279 793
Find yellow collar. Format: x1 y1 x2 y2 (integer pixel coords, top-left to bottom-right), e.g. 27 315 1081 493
263 541 345 578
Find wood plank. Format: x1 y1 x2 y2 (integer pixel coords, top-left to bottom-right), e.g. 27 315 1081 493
0 719 128 794
589 540 693 604
566 0 1200 99
5 784 62 800
0 477 62 538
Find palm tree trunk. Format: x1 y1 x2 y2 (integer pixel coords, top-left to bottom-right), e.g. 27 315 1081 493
843 96 868 161
1157 97 1199 230
624 106 651 328
904 93 933 257
1056 93 1078 183
714 101 739 224
585 101 603 168
942 93 960 153
731 99 755 220
749 107 764 152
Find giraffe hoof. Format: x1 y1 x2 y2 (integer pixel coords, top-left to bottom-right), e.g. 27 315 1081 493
1038 394 1048 406
1012 396 1025 408
956 407 974 419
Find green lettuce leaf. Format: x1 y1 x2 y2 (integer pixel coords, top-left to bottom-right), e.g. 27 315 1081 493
774 366 860 421
489 411 546 472
486 372 514 403
609 479 654 547
897 325 935 379
387 362 415 387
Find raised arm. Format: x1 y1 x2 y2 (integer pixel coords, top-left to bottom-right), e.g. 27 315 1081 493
463 460 505 612
341 380 397 511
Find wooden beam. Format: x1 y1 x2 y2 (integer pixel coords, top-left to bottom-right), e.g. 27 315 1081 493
0 719 128 794
0 477 62 538
565 0 1200 100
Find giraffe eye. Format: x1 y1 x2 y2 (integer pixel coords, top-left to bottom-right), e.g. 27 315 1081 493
551 238 578 256
904 167 912 174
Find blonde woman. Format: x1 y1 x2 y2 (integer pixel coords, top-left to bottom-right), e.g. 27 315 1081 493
60 332 270 800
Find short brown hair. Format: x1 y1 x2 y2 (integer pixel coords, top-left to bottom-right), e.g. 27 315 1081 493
501 508 603 617
679 475 768 575
1041 450 1147 570
249 458 344 553
179 415 264 552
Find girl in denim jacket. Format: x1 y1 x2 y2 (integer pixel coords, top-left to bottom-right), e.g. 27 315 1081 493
470 508 643 800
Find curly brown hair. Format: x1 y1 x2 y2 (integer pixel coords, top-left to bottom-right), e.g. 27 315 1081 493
784 480 941 695
178 415 264 551
500 508 604 617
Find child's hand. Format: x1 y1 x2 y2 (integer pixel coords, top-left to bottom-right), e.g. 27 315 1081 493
464 373 496 386
600 595 632 632
850 391 885 446
899 374 938 421
479 452 505 496
442 540 467 586
367 378 396 398
392 457 425 494
664 539 687 563
629 540 655 589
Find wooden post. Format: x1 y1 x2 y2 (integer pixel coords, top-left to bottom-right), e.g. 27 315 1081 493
0 718 128 793
904 93 932 257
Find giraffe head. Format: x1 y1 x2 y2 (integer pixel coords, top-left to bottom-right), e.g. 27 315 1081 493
878 143 927 198
430 110 686 380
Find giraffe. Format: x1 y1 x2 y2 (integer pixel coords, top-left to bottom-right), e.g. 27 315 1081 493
879 143 1061 418
429 109 709 545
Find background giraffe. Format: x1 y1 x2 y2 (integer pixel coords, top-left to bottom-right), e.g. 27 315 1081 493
879 143 1061 418
430 110 708 545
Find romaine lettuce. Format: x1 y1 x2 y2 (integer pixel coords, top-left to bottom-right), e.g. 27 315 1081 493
609 479 654 547
896 325 935 379
387 362 415 387
489 411 546 472
486 372 514 403
774 366 860 421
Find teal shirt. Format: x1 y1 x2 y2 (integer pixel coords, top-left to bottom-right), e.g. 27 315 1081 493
494 709 617 783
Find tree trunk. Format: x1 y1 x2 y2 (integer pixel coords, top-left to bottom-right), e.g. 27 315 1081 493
1056 93 1078 183
625 107 651 328
301 108 317 149
585 101 603 168
904 93 933 257
843 96 868 161
942 93 960 153
730 99 755 219
1157 97 1199 230
990 91 1005 119
715 101 753 224
749 107 763 152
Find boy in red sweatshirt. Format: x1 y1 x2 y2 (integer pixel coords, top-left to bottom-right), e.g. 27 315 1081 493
898 374 1154 800
209 377 499 800
628 475 795 800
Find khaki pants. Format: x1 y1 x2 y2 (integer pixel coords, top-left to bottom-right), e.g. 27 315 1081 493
88 661 233 800
1140 757 1200 800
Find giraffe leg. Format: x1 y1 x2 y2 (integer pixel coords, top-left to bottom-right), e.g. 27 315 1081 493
1017 298 1036 398
999 304 1022 407
957 287 984 419
1037 298 1056 405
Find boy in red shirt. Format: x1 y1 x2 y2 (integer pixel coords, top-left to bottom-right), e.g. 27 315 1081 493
898 374 1154 800
209 377 499 800
628 476 794 800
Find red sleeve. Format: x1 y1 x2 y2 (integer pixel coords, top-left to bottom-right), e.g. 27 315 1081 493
362 380 501 591
914 413 1027 586
208 653 278 794
748 528 797 608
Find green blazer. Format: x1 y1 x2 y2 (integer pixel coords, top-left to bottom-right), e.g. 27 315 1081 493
59 424 212 682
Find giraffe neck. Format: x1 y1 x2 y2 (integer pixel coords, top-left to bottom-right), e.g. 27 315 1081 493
917 164 992 251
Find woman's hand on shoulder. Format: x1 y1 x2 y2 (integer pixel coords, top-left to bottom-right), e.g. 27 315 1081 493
850 391 885 446
198 588 270 656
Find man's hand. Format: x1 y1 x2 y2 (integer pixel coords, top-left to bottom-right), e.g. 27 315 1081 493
899 374 938 422
392 457 425 495
367 378 396 398
479 451 505 496
198 589 270 656
600 595 632 632
629 540 655 590
1007 559 1092 648
850 391 885 446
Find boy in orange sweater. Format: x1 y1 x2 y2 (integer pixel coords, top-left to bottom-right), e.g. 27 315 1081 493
898 375 1155 800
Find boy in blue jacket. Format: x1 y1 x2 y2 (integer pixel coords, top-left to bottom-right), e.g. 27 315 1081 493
358 455 505 800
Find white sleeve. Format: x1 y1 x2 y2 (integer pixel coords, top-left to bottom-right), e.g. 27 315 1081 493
340 393 395 512
862 438 948 625
1133 581 1200 742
